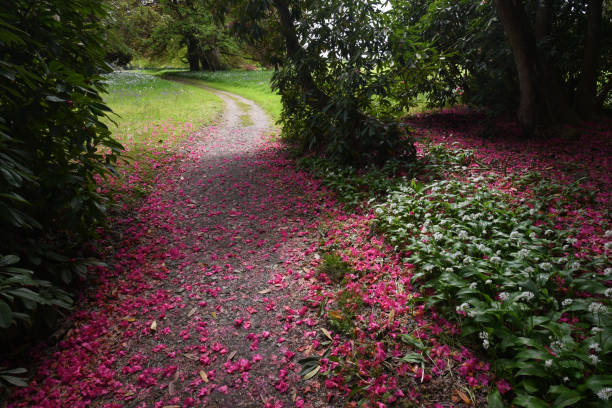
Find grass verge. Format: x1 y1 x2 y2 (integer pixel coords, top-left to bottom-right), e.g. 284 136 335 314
103 71 223 149
158 70 282 124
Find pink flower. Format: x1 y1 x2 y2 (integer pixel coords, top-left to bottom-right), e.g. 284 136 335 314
496 379 511 395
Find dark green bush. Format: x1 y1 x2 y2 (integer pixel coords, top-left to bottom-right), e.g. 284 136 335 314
0 0 121 345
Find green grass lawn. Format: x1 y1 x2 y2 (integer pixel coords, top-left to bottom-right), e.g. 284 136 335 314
160 70 282 124
102 71 223 149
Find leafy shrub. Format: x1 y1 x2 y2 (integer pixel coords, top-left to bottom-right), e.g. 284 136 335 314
374 176 611 406
0 1 121 347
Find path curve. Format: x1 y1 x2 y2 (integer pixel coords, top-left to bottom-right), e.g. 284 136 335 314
166 77 269 130
8 78 333 407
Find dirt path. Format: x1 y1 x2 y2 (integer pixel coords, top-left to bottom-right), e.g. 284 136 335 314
9 83 332 407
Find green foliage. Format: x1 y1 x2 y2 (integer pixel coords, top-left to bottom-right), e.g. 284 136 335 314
104 0 246 70
374 170 611 406
222 0 416 165
0 0 121 342
387 0 612 115
318 252 355 283
388 0 516 113
297 155 420 208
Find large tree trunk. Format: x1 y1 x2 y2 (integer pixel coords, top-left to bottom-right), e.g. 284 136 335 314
200 46 222 71
186 37 200 71
495 0 579 135
272 0 332 112
575 0 603 118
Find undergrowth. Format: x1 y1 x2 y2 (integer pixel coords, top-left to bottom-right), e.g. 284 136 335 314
302 141 612 407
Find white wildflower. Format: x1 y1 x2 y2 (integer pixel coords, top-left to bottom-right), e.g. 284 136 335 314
591 327 603 334
590 354 599 365
525 266 535 274
544 359 553 368
479 331 490 350
529 232 537 239
566 237 577 245
589 343 602 353
597 387 612 401
563 377 569 383
433 232 444 241
606 230 612 238
498 292 509 301
544 229 554 236
485 279 492 284
605 267 612 276
456 303 470 313
539 262 553 271
517 291 535 302
605 288 612 298
510 231 521 240
469 282 478 289
458 230 469 240
517 249 530 258
568 261 581 271
490 256 501 263
561 299 573 307
550 340 564 354
463 257 472 264
589 302 608 314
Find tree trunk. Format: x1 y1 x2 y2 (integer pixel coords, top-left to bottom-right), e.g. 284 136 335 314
575 0 603 118
272 0 332 112
535 0 552 41
186 37 200 71
495 0 540 133
495 0 579 135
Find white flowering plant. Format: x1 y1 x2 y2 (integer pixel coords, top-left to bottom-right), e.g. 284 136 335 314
374 175 611 407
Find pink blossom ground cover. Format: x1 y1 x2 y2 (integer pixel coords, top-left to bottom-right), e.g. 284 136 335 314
6 104 610 407
407 109 611 253
6 109 494 408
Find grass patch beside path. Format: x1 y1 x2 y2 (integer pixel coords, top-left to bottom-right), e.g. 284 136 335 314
103 71 223 149
160 70 282 124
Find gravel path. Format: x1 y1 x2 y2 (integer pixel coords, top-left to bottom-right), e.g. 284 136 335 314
9 84 333 407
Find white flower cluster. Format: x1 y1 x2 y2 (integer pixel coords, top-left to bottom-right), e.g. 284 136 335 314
588 302 608 314
597 387 612 401
561 298 573 307
498 292 509 301
517 248 530 259
550 340 565 354
516 291 535 302
539 262 553 271
589 342 602 353
456 302 470 313
490 256 501 263
479 331 490 350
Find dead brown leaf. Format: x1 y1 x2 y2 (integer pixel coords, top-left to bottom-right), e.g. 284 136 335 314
454 389 472 405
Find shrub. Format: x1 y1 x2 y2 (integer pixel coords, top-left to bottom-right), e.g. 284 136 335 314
0 1 121 347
